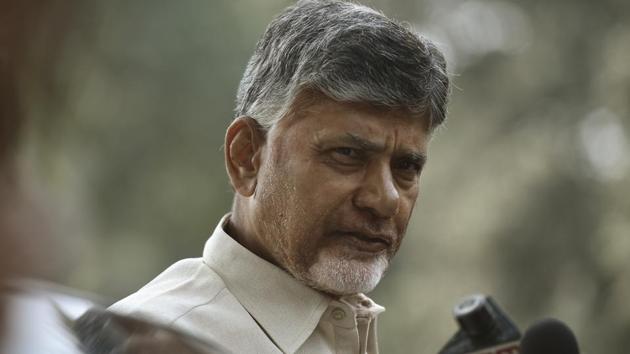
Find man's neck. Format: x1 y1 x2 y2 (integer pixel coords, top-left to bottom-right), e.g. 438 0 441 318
224 209 281 270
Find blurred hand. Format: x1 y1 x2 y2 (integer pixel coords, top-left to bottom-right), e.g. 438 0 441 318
111 313 213 354
74 309 226 354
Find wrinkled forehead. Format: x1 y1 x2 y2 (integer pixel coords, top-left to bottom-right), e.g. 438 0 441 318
268 91 431 156
280 89 432 134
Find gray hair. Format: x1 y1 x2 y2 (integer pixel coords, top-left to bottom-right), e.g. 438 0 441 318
235 0 450 131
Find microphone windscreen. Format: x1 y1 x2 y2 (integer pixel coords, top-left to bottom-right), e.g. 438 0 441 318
520 318 579 354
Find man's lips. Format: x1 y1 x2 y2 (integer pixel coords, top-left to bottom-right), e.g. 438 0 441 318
347 231 392 246
335 230 394 253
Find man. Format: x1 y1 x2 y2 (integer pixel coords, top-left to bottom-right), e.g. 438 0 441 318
110 0 450 353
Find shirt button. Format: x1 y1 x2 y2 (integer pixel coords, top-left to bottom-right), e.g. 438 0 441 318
331 307 346 320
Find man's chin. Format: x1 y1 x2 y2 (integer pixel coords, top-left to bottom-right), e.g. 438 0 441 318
302 253 389 295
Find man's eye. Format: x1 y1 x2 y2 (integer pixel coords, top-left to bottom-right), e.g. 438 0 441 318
333 147 358 157
329 147 363 166
395 160 422 177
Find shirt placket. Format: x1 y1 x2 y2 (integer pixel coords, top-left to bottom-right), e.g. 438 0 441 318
326 302 360 353
338 294 384 354
356 315 371 353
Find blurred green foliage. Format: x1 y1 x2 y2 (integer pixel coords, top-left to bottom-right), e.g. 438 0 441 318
18 0 630 353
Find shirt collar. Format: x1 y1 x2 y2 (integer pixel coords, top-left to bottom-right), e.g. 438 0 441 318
202 215 331 354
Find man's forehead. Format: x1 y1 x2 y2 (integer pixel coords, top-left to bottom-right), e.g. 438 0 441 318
282 89 431 130
269 93 431 152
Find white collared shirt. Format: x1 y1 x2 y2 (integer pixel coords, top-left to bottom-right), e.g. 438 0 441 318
109 216 385 354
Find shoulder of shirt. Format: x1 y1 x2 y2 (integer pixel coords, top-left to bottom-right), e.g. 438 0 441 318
108 257 228 325
108 258 283 353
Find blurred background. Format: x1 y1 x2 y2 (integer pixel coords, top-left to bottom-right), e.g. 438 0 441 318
7 0 630 352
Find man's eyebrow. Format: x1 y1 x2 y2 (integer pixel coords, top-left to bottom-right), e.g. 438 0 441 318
320 133 426 161
340 133 385 152
400 151 427 166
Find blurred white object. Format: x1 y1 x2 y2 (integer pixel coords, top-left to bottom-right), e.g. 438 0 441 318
1 279 99 354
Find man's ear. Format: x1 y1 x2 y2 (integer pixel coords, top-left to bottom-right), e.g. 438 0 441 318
225 116 265 197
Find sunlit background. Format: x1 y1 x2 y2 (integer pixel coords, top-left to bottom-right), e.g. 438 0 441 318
14 0 630 353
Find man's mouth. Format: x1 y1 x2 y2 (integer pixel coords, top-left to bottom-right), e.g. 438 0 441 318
338 231 392 254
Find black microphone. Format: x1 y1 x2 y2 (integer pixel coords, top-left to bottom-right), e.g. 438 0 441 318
520 318 580 354
438 294 521 354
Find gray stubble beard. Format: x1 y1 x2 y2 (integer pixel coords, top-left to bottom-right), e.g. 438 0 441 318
302 250 390 295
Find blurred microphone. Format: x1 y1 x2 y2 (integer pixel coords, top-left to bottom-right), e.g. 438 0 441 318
439 294 520 354
520 318 580 354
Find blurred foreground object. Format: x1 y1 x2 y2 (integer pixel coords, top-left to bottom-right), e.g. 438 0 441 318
1 279 229 354
2 280 98 353
439 294 582 354
439 294 520 354
0 0 76 340
520 318 580 354
0 1 227 352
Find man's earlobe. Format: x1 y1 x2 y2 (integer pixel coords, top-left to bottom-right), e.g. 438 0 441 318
225 117 264 197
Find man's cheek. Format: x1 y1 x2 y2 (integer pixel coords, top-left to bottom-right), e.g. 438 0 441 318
401 192 418 215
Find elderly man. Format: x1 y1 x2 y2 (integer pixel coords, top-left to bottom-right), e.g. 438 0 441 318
110 0 450 353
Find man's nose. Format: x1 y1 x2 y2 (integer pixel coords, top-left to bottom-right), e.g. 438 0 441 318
353 162 400 218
